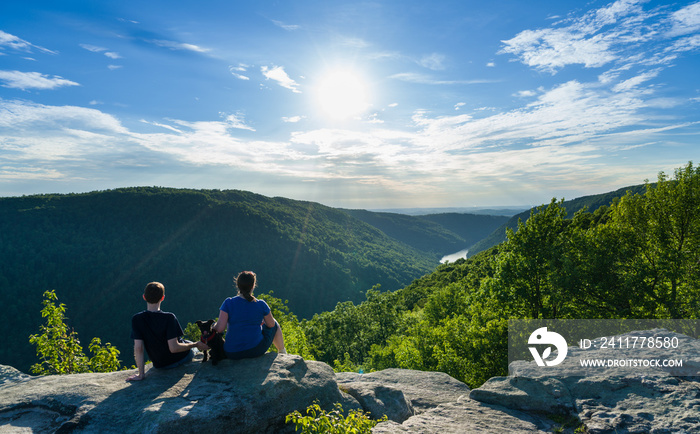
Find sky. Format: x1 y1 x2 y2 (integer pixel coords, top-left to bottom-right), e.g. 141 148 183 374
1 0 699 209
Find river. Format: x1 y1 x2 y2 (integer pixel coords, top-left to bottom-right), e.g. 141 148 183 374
440 248 469 263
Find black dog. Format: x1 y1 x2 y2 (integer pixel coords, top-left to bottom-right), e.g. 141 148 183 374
196 319 226 365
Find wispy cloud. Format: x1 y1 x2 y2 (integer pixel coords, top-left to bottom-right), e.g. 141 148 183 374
229 64 250 80
261 65 301 93
221 113 256 131
667 2 700 37
389 72 496 85
0 30 56 55
146 39 211 53
272 20 300 31
418 53 446 70
0 71 79 90
499 0 650 73
80 43 123 60
500 0 700 74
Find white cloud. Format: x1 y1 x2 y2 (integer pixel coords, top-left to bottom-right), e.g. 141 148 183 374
668 34 700 53
514 90 537 98
80 44 107 53
272 20 300 31
0 70 79 90
80 43 122 60
612 69 660 93
0 30 56 55
339 37 370 49
499 0 655 73
500 28 617 72
107 65 123 70
261 65 301 93
222 113 256 131
389 72 496 85
668 2 700 36
454 102 466 110
419 53 446 70
146 39 210 53
0 166 64 180
229 64 250 80
282 116 304 123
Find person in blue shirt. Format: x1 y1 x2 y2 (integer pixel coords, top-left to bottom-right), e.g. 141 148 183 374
212 271 286 359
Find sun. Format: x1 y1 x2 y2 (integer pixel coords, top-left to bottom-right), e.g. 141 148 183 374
315 69 369 120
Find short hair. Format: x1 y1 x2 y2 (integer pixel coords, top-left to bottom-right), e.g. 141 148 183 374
144 282 165 303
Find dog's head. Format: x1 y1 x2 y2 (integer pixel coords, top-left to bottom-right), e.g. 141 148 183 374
195 319 216 339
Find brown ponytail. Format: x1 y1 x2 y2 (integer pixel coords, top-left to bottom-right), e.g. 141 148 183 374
236 271 257 302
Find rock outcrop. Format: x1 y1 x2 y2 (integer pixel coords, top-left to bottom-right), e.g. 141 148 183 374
0 353 357 433
471 329 700 434
2 329 698 433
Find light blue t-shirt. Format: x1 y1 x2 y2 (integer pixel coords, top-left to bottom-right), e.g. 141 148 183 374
220 296 271 353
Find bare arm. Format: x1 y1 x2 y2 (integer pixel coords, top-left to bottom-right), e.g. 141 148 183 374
167 338 206 353
126 340 146 381
213 310 228 333
263 312 276 328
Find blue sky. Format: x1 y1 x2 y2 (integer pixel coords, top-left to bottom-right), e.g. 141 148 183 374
1 0 699 208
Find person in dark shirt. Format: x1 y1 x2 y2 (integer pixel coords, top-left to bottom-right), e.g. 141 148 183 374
126 282 207 381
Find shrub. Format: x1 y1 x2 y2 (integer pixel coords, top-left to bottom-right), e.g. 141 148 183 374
286 402 386 434
29 290 123 375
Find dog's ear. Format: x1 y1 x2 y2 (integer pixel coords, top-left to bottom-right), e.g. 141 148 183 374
206 319 215 327
196 320 204 327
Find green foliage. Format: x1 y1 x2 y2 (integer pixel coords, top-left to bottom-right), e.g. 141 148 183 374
307 162 700 389
184 321 202 343
332 352 366 373
303 285 400 366
88 337 123 373
286 402 386 434
29 290 123 375
258 292 315 359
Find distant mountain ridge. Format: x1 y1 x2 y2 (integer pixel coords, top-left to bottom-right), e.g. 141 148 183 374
468 184 648 255
342 209 509 256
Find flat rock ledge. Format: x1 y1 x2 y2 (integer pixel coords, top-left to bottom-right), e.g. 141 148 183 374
0 353 356 434
2 330 698 433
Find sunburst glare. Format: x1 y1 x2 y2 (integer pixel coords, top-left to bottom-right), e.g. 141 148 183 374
315 69 370 120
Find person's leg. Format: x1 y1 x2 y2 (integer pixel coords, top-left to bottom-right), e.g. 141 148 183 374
161 348 194 369
273 321 286 354
226 322 283 359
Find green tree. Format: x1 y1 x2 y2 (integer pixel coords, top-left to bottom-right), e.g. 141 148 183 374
29 290 122 375
487 199 569 318
609 162 700 318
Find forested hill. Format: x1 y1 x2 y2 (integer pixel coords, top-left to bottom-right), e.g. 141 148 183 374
342 209 509 256
0 187 441 372
468 183 648 255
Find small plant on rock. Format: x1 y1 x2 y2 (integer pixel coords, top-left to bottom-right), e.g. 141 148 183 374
286 401 386 434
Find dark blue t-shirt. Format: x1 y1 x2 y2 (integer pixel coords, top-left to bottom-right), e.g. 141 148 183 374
130 310 187 368
220 296 271 353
